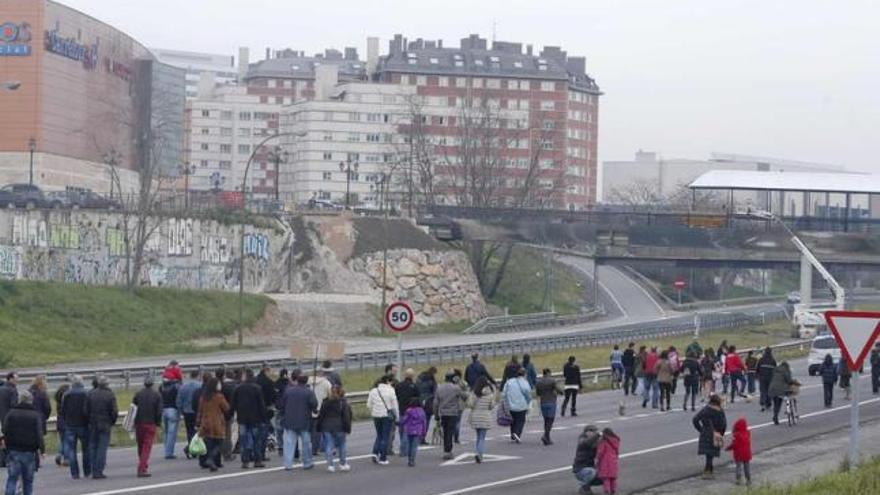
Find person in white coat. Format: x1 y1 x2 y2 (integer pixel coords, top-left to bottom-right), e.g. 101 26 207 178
502 368 532 443
366 375 398 465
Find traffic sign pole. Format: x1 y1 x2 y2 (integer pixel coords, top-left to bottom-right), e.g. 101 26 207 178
396 331 403 382
385 301 415 382
850 371 860 466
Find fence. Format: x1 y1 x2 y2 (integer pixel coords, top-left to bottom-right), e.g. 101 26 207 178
463 311 600 334
43 338 807 432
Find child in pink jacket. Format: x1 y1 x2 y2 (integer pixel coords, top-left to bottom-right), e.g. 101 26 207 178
596 428 620 494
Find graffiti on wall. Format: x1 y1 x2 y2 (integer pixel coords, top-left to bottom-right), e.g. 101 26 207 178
200 236 230 264
0 246 22 279
243 233 269 260
106 227 125 257
12 214 48 248
167 218 193 256
49 224 81 249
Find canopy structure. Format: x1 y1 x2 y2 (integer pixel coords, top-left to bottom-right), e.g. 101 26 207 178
688 170 880 231
689 170 880 195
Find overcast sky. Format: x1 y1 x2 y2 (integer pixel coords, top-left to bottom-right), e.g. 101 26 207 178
63 0 879 173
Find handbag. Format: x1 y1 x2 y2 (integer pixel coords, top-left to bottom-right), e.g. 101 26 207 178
188 433 207 457
122 403 137 433
496 400 512 426
377 388 398 423
712 431 724 449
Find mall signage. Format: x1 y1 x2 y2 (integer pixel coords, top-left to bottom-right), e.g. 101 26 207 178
45 28 98 70
0 21 32 56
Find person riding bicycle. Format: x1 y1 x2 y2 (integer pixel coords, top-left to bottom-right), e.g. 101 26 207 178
767 362 799 425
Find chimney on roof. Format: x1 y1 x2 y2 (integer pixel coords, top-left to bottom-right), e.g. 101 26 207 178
566 56 585 75
425 40 436 49
460 34 487 50
526 44 533 56
265 47 271 60
438 39 443 48
237 47 249 82
540 46 567 62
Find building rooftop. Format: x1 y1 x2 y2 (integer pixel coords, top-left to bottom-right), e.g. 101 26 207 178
377 34 600 93
245 48 366 81
689 170 880 195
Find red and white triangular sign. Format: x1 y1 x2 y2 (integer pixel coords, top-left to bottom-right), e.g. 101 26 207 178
824 311 880 371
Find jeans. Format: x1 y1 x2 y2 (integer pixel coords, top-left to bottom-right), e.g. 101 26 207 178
398 424 410 457
871 367 879 394
736 461 751 482
5 451 36 495
823 382 834 406
64 425 90 478
283 429 312 469
88 427 111 477
322 432 347 467
510 410 527 439
574 466 597 488
182 413 197 456
562 389 578 414
440 415 457 454
730 372 745 401
135 423 157 474
747 372 757 395
642 375 659 407
623 367 636 395
759 379 771 409
722 374 730 394
475 429 488 457
453 414 462 443
162 408 179 458
541 403 556 441
371 417 392 461
406 434 420 465
611 363 624 388
683 379 699 410
239 423 260 463
659 382 672 409
56 428 68 464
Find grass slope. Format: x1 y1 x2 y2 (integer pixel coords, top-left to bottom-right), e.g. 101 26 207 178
744 456 880 495
0 281 270 367
488 246 585 315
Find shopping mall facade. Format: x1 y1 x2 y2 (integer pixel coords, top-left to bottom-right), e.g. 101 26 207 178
0 0 184 193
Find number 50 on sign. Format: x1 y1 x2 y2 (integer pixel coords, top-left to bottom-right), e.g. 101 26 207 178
385 301 414 332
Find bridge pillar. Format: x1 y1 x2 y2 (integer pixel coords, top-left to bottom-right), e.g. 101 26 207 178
800 254 813 307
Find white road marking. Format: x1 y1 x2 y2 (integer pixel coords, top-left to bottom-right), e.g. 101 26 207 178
605 265 666 316
430 397 880 495
441 453 521 467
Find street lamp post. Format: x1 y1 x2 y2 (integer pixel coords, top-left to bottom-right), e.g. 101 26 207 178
237 131 305 346
28 138 35 186
339 159 358 209
267 146 289 202
179 163 194 210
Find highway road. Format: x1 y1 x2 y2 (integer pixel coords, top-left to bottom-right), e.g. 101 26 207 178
31 357 880 495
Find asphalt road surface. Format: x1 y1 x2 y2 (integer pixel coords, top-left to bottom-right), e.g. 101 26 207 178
30 357 880 495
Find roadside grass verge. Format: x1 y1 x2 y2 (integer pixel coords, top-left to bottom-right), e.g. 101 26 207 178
741 456 880 495
0 281 270 368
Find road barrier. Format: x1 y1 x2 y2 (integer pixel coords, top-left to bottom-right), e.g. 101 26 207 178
43 338 808 432
463 310 600 334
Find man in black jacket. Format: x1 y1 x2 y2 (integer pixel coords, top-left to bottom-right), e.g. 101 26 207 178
3 389 44 495
158 378 180 460
0 371 19 430
60 376 90 479
132 377 162 477
464 354 494 390
85 375 117 479
756 348 777 412
572 424 600 495
394 369 420 459
232 369 268 469
622 343 637 395
561 356 583 417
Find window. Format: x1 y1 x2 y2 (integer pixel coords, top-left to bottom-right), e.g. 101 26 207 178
239 112 251 121
199 160 208 167
200 110 210 118
455 77 466 88
542 120 555 130
540 159 554 169
473 78 483 88
259 96 268 104
429 57 439 64
200 143 209 151
268 79 276 88
238 128 250 137
540 100 555 111
238 144 250 154
364 154 381 163
382 95 397 104
323 132 333 141
416 75 427 85
220 127 232 137
255 112 273 121
220 111 232 120
438 76 448 87
383 133 393 143
541 140 554 150
348 112 360 122
323 152 333 160
322 172 332 180
541 81 556 91
219 144 232 153
219 160 232 169
366 133 380 143
474 59 484 66
324 111 334 121
366 113 381 122
486 78 500 89
275 97 283 104
513 61 523 68
200 128 210 135
283 80 292 89
347 133 360 142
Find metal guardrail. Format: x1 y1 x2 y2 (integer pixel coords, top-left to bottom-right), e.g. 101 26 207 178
463 311 600 335
21 308 787 397
44 338 808 431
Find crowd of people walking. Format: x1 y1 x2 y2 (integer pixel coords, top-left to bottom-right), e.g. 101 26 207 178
1 340 878 495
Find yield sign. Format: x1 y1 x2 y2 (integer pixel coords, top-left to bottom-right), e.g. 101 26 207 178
824 311 880 371
441 453 520 466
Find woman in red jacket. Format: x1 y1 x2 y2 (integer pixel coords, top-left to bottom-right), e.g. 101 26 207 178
726 417 752 486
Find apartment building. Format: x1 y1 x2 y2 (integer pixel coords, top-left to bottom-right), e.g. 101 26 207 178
244 47 367 104
374 34 601 208
152 48 238 100
185 83 280 194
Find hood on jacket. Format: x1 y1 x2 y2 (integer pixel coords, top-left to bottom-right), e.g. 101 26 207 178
601 434 620 453
733 417 748 434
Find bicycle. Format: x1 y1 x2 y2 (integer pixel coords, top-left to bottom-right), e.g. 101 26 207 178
784 384 801 426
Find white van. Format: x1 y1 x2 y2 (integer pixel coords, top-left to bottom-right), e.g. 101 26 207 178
807 334 841 376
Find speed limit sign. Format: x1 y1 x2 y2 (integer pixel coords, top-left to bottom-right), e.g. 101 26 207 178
385 301 414 332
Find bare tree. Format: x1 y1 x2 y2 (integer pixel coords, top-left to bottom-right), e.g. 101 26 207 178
605 177 666 207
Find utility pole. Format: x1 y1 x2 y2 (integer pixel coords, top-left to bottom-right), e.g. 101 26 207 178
28 138 36 186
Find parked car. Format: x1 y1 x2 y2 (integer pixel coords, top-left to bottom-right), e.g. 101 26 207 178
787 291 802 304
0 183 47 208
308 199 343 211
47 190 120 209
